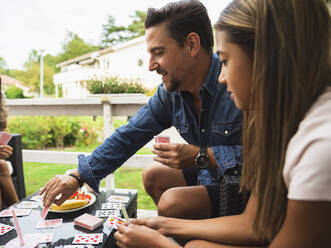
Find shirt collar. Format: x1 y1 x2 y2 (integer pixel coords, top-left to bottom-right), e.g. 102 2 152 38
200 53 221 97
176 53 221 98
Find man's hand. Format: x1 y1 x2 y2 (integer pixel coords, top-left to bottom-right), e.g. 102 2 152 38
115 224 179 248
130 216 172 236
39 172 80 207
152 143 199 169
0 145 13 160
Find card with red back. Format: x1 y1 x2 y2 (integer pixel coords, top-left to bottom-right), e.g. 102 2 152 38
36 218 63 229
0 208 31 217
0 131 12 145
40 206 50 220
26 232 54 243
106 215 126 229
154 135 170 143
0 223 14 235
72 233 103 244
74 213 103 231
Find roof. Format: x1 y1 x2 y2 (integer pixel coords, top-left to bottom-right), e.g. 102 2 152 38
56 36 146 68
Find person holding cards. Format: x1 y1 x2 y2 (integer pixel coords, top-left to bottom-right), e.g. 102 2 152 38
0 81 18 209
115 0 331 247
41 0 242 221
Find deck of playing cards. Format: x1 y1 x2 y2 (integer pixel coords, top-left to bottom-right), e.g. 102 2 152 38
74 213 103 231
72 233 103 245
154 135 170 143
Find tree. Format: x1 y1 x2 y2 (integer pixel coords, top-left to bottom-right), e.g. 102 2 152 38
127 11 146 38
57 31 101 63
101 11 146 47
101 15 128 46
0 57 9 75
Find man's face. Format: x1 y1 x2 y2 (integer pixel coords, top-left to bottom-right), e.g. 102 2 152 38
145 23 191 92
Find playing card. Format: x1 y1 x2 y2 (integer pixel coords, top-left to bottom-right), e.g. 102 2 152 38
0 223 14 235
26 233 53 243
72 233 103 244
63 245 93 248
0 131 12 145
36 218 63 229
16 201 40 209
107 195 130 203
0 208 31 217
30 195 43 202
101 202 122 210
154 135 170 143
95 209 120 218
106 215 126 230
40 205 50 220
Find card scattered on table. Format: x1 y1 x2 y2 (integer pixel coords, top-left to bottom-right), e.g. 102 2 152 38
0 223 14 235
26 232 53 243
101 202 122 210
40 205 50 220
154 135 170 143
74 213 103 231
63 245 94 248
106 215 126 230
16 201 40 209
0 131 12 145
95 209 120 218
72 233 103 245
30 195 43 202
36 218 63 229
0 208 31 217
107 195 130 203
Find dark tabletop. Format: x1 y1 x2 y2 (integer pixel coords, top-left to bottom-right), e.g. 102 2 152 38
0 188 137 248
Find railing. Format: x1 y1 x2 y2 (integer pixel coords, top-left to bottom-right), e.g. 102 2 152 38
6 96 153 188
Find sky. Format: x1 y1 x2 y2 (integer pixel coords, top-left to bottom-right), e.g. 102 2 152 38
0 0 231 70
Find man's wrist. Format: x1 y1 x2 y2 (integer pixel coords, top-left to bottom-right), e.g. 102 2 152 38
68 171 84 187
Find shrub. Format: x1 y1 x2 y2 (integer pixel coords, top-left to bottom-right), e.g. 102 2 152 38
7 116 99 149
5 86 25 99
88 76 146 94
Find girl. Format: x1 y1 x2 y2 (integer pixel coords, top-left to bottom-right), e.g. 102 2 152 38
115 0 331 247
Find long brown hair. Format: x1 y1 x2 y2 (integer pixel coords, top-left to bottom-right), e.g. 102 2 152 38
215 0 331 242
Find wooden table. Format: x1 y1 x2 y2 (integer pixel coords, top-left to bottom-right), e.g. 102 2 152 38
0 188 137 248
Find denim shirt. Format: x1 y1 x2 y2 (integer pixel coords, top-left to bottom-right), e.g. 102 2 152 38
78 53 242 193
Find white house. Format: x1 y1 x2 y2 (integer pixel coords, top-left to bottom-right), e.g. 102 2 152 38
53 36 161 98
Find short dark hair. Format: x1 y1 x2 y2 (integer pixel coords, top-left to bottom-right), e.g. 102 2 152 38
145 0 214 54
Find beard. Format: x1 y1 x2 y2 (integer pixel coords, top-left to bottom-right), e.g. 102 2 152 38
157 68 181 92
166 78 180 92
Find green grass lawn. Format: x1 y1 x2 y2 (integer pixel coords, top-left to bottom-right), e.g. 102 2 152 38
23 162 156 210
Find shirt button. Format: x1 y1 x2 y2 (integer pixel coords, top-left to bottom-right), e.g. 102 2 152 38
201 108 204 112
177 128 180 132
201 129 205 133
224 130 229 135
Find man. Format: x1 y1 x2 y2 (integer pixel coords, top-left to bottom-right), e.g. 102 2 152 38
41 0 242 219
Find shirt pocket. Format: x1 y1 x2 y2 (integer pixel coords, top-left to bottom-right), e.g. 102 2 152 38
211 122 241 137
173 123 189 135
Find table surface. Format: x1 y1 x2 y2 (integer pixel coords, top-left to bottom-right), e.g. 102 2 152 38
0 188 137 248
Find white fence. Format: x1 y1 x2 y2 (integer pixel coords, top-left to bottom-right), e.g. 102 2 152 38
7 96 153 188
